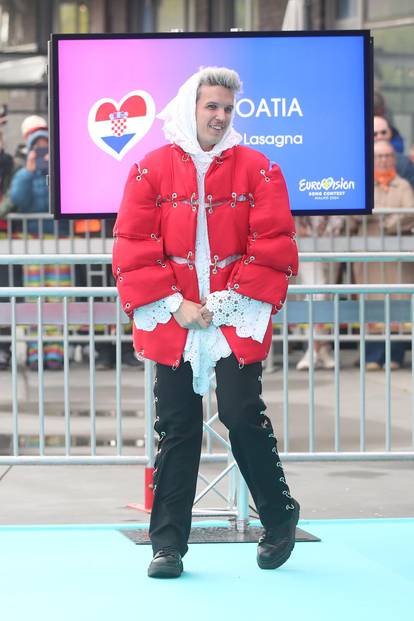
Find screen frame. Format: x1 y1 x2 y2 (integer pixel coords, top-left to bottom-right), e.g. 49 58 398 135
49 29 373 220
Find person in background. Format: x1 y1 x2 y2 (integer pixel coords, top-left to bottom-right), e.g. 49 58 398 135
12 115 49 175
0 128 15 370
374 116 414 189
74 218 142 370
0 111 17 222
0 130 13 202
294 215 343 371
352 140 414 370
10 128 51 234
373 91 404 154
9 122 70 370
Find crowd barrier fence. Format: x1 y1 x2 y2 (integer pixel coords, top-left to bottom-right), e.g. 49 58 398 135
1 253 413 527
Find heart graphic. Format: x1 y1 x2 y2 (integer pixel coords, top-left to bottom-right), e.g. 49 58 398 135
321 177 334 190
88 90 156 161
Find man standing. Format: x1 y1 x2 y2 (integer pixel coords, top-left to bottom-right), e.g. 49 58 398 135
113 67 299 578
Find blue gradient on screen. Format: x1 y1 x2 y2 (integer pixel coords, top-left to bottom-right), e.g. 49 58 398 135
195 36 367 213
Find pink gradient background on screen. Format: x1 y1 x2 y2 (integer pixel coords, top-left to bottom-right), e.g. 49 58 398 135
58 38 218 215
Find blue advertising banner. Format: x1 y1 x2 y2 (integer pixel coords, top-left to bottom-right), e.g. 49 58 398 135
50 31 373 218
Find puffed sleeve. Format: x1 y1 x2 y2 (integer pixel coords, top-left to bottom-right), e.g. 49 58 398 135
226 157 298 314
112 159 181 317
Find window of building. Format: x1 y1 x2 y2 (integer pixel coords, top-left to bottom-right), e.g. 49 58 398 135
335 0 358 20
0 0 37 51
367 0 414 22
156 0 186 31
58 1 90 34
233 0 243 27
373 24 414 151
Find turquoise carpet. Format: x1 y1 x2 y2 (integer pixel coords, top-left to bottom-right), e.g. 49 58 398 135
0 518 412 621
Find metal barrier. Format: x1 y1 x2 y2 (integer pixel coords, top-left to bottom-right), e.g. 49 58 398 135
295 208 414 252
0 215 112 288
1 253 414 525
1 208 413 255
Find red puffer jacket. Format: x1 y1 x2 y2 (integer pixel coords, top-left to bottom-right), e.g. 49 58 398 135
113 143 298 367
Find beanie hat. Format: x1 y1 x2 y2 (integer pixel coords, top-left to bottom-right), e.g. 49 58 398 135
27 129 49 151
21 115 47 140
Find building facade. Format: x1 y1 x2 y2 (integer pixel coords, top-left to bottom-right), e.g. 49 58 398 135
0 0 413 152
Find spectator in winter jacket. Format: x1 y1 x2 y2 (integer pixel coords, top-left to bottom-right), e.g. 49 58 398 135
374 116 414 190
351 140 414 371
9 129 51 235
9 125 70 370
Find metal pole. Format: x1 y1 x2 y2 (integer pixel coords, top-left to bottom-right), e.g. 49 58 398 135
88 296 96 455
63 296 71 455
37 296 45 456
359 293 366 452
334 293 340 451
308 295 315 452
11 297 19 456
115 296 123 456
144 359 155 466
282 304 289 452
236 470 249 532
385 294 391 451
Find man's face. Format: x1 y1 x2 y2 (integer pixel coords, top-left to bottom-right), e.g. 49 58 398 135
374 116 392 142
196 85 234 151
374 141 395 171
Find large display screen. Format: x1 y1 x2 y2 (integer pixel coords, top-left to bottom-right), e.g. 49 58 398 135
49 31 373 219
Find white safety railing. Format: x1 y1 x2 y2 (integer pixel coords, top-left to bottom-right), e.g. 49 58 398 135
1 209 413 255
1 253 414 526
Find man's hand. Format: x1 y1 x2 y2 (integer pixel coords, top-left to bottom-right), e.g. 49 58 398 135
200 298 214 326
173 299 213 329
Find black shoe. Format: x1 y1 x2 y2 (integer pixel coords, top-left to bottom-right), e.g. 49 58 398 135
148 548 183 578
257 499 300 569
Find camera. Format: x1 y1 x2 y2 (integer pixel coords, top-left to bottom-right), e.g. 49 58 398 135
34 146 49 174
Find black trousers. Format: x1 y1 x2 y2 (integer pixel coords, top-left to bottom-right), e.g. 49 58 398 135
149 354 295 557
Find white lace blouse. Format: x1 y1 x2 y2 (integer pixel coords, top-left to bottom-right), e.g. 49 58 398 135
134 154 272 395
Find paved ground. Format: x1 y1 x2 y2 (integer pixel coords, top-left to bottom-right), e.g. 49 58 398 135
0 349 413 525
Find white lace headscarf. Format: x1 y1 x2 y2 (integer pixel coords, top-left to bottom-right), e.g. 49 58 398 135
157 67 243 168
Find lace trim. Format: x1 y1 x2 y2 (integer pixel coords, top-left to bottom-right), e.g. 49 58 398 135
183 326 232 395
133 293 183 331
206 290 271 343
193 156 212 300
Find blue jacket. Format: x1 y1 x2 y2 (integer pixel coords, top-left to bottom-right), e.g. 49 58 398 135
10 167 68 235
396 153 414 191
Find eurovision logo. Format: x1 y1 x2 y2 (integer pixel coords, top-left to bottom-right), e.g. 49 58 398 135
299 177 355 192
88 90 156 161
298 176 356 201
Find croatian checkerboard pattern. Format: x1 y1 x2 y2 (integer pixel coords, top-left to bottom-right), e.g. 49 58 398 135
111 117 127 137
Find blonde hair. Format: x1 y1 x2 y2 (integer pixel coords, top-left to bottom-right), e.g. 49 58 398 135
196 67 242 99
